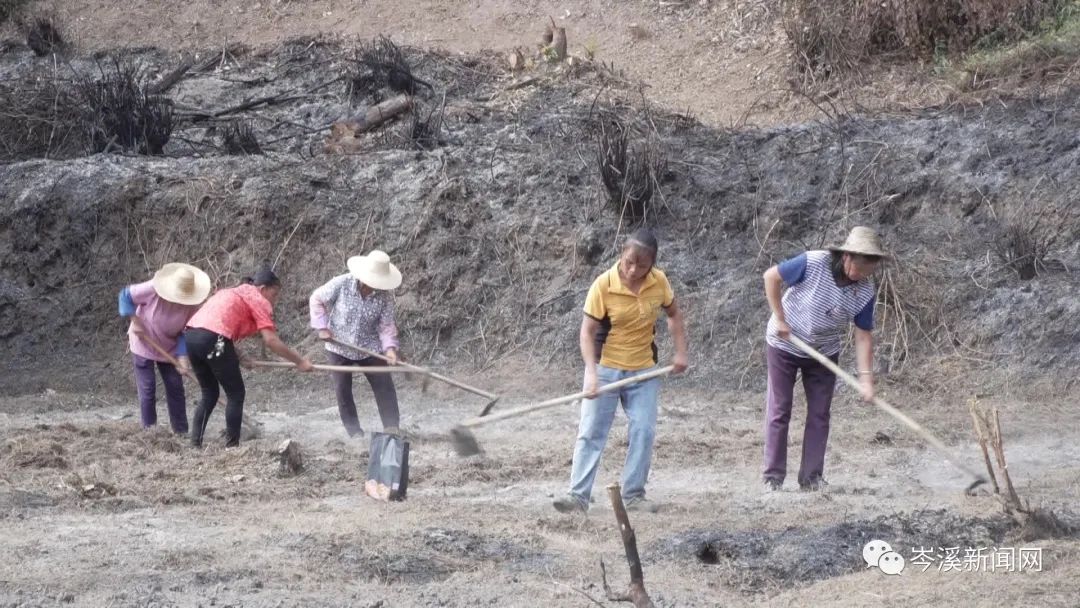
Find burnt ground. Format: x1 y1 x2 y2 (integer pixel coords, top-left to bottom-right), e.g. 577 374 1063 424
0 38 1078 607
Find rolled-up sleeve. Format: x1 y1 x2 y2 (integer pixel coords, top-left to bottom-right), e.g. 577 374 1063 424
118 287 136 316
378 295 399 352
310 275 344 330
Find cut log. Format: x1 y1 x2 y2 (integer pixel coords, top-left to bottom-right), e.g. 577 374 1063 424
324 95 414 154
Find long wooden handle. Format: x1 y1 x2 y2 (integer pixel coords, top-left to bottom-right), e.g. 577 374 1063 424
131 320 196 381
786 335 984 482
328 338 429 372
252 360 419 374
329 338 499 400
460 365 675 429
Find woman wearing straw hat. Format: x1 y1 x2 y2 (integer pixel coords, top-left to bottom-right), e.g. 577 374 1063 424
310 250 403 437
118 263 212 434
553 228 689 515
186 267 314 448
761 226 886 492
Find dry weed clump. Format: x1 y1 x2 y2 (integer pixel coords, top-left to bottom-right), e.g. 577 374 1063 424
0 0 30 24
783 0 1066 80
596 117 668 223
875 253 952 374
989 196 1076 280
221 120 262 155
0 74 83 160
350 36 433 102
398 100 445 150
24 15 66 56
74 59 175 155
0 58 178 160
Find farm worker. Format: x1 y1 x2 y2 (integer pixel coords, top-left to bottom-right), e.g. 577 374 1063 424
185 267 313 447
118 263 212 433
761 226 885 491
310 250 403 437
553 228 689 514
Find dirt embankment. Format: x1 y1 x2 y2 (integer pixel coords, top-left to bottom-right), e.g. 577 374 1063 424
0 41 1078 400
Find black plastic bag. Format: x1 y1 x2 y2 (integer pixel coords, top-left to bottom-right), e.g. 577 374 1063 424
364 432 410 501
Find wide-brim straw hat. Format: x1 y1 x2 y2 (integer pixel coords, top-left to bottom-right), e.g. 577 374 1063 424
828 226 889 258
152 263 212 305
347 250 402 291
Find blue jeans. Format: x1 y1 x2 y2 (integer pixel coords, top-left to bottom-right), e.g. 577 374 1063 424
567 364 662 505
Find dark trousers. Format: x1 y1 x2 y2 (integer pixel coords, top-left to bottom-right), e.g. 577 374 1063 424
132 354 188 433
763 344 838 486
327 351 400 436
186 328 246 447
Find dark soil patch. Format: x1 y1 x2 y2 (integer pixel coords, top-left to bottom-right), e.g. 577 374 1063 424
656 508 1078 592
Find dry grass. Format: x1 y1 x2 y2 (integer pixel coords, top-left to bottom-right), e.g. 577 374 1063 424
0 74 82 160
0 0 31 24
988 192 1076 280
24 14 67 56
783 0 1068 82
74 58 175 155
221 119 262 155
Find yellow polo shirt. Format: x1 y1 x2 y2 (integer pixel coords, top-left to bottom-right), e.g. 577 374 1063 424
583 264 675 370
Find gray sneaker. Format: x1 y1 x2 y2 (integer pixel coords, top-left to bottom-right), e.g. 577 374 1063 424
624 496 660 513
553 494 588 514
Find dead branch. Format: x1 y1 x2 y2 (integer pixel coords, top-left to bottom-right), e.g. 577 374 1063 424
147 58 194 95
968 398 999 494
990 407 1024 510
604 483 655 608
181 92 311 122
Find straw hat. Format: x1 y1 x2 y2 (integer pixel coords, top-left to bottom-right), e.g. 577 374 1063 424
828 226 888 258
152 263 212 305
347 250 402 290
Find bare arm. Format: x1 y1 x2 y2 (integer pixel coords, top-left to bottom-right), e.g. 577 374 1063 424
580 315 600 397
763 266 791 337
665 299 689 374
259 328 313 371
854 327 875 401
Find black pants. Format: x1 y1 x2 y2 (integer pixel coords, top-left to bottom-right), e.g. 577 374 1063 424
186 328 245 447
327 351 400 436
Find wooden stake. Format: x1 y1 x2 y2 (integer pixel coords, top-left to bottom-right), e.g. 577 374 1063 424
968 399 999 494
605 483 655 608
552 27 568 61
991 408 1024 511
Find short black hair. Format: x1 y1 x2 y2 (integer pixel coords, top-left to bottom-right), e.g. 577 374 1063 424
241 262 280 287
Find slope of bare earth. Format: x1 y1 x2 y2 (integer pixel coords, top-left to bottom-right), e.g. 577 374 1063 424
25 0 970 128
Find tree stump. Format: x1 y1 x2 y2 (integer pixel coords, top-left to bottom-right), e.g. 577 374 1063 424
277 439 303 476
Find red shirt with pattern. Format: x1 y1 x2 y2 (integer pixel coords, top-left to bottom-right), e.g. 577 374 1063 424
187 284 276 341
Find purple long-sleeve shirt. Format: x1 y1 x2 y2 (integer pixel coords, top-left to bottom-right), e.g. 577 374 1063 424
119 280 200 361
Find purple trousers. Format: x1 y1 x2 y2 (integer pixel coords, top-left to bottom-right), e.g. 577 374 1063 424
132 354 188 433
763 345 837 486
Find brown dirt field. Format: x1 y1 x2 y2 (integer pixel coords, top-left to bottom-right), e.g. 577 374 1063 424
1 378 1077 607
